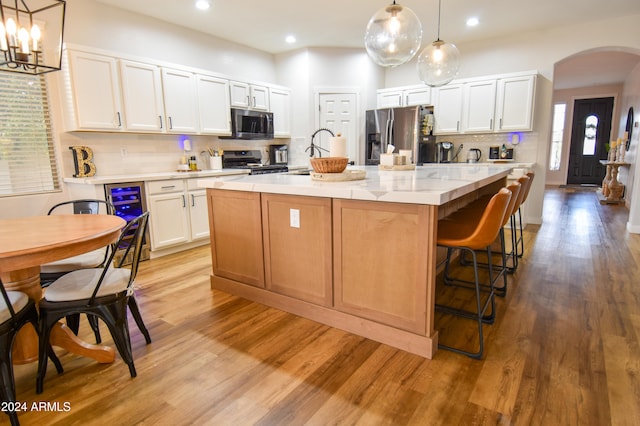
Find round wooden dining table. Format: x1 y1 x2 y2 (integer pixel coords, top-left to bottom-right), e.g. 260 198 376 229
0 214 126 364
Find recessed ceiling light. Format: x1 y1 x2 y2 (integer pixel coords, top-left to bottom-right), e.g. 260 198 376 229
466 17 479 27
195 0 210 11
285 35 296 44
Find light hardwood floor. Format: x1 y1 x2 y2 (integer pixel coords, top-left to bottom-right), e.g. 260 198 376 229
8 187 640 425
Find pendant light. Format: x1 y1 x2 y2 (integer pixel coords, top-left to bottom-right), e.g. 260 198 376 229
364 1 422 68
0 0 66 75
417 0 460 86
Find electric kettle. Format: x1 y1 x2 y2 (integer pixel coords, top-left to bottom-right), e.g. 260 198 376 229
467 148 482 163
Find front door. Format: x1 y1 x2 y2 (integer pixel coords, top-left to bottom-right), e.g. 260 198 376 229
566 97 614 185
317 92 358 162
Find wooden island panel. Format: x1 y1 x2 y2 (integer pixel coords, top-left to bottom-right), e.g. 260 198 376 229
207 189 265 287
262 194 333 306
333 200 437 335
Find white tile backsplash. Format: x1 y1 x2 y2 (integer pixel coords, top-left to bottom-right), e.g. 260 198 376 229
59 132 288 177
436 132 539 164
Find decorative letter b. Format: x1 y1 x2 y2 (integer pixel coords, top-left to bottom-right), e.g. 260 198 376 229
69 146 97 177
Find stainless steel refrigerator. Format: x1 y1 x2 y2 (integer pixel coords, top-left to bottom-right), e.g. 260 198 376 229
365 105 436 165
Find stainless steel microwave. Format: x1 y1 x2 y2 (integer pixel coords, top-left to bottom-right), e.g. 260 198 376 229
226 108 274 140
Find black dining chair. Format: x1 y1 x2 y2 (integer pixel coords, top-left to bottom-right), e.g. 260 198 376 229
36 212 151 394
41 199 116 285
1 280 63 425
41 199 116 343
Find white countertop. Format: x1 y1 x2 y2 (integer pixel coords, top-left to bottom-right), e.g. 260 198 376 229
63 169 250 185
197 164 513 206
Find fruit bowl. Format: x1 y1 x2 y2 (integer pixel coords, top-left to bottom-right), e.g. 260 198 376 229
310 157 348 173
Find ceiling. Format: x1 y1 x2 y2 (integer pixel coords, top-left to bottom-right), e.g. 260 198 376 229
94 0 640 88
95 0 640 54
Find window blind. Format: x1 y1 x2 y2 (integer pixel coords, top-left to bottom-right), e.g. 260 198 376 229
0 72 60 197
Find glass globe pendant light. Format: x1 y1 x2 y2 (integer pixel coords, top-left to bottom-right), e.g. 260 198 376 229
417 0 460 86
364 1 422 67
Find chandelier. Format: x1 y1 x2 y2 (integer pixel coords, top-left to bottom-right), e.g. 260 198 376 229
0 0 66 75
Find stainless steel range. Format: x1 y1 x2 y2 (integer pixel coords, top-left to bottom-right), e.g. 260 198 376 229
222 150 288 175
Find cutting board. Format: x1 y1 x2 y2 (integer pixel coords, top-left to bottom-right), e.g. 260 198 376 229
311 170 366 181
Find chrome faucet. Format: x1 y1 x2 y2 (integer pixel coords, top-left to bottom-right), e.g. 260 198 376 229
306 128 334 157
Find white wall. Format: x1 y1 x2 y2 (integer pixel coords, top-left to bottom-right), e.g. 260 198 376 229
65 0 276 82
620 63 640 232
275 47 384 167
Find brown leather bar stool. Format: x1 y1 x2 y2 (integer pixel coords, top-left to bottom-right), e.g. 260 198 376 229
451 182 521 297
514 172 535 260
436 187 512 359
499 175 528 274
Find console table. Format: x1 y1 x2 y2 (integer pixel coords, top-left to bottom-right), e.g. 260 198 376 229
599 160 631 204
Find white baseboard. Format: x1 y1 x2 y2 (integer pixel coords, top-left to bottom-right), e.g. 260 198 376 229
626 222 640 234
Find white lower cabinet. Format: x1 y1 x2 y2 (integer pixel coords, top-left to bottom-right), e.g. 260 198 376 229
187 184 210 240
146 179 210 250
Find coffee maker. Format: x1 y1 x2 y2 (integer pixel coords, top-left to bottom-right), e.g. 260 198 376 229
436 141 454 163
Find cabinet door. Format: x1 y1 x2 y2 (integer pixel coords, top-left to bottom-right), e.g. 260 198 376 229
66 51 123 130
262 194 333 306
148 193 190 249
197 75 231 135
188 189 210 240
270 88 291 138
404 87 431 106
377 89 402 108
250 85 270 111
162 68 199 133
463 80 497 133
229 81 251 108
433 84 463 134
208 189 265 287
119 60 165 132
495 75 536 131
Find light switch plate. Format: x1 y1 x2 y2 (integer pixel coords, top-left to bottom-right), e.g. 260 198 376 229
290 208 300 228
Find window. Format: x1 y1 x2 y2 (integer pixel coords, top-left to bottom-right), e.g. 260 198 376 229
548 103 566 171
582 114 598 156
0 72 59 197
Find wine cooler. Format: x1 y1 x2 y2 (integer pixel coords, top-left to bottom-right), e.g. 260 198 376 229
104 182 150 265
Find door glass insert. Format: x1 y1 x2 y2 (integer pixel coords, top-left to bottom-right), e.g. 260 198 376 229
582 114 598 156
549 103 566 171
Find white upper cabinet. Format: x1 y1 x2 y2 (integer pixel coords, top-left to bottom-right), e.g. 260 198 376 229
269 87 291 138
251 85 270 111
65 51 123 131
196 74 231 135
495 75 536 132
433 84 464 134
376 85 431 108
377 89 403 108
119 60 165 132
161 68 199 133
61 47 290 136
404 87 431 106
463 80 497 133
379 71 537 135
230 81 270 111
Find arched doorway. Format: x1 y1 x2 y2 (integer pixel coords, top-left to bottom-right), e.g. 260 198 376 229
548 47 640 233
547 48 640 186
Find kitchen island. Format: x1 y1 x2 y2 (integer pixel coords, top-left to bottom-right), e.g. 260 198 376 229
198 164 512 358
